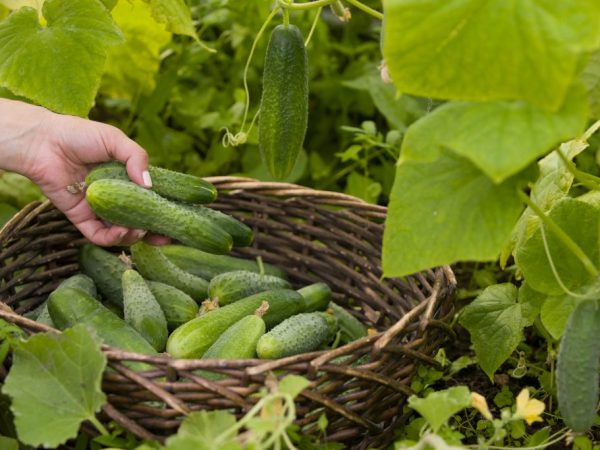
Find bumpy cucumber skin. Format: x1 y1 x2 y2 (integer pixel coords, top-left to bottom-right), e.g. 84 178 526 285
79 244 128 306
146 281 199 330
256 312 333 359
328 302 367 343
161 244 288 280
183 205 253 247
47 287 156 356
122 270 168 352
209 270 291 305
86 179 233 254
167 289 305 359
131 241 208 302
298 282 331 312
556 300 600 432
258 24 308 180
86 162 218 204
58 274 98 298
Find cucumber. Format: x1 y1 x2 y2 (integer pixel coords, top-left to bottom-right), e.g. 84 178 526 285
556 299 600 432
199 302 268 380
328 302 367 343
122 270 168 351
183 205 253 248
86 179 233 254
258 24 308 179
86 162 218 204
131 241 209 302
298 282 331 312
208 270 291 306
167 289 305 359
256 312 337 359
47 287 156 356
58 274 98 298
146 281 199 330
79 244 129 306
161 244 288 280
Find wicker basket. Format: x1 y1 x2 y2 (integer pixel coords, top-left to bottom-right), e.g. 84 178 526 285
0 177 456 449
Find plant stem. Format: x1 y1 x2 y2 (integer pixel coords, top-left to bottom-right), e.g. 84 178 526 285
279 0 336 11
344 0 384 20
517 190 598 277
305 7 322 47
555 148 600 190
89 416 109 436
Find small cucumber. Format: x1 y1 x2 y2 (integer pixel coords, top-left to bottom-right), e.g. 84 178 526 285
86 162 218 204
86 179 233 254
256 312 337 359
328 302 367 343
208 270 291 306
146 281 199 330
58 274 98 298
79 244 128 306
182 205 253 248
556 299 600 432
298 282 331 312
161 244 288 280
258 24 308 179
122 270 168 351
167 289 305 359
131 241 209 302
47 287 156 356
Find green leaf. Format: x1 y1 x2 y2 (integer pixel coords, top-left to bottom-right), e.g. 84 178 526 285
344 172 382 204
582 49 600 119
382 0 600 110
100 0 171 100
382 152 531 277
278 375 310 399
1 325 107 448
165 410 240 450
146 0 195 39
515 198 600 295
459 284 526 379
407 386 471 432
0 0 43 11
518 283 546 326
0 172 44 208
0 436 18 450
0 0 123 116
540 294 577 340
400 85 587 182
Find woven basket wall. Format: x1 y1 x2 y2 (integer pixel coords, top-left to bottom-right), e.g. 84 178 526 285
0 177 456 449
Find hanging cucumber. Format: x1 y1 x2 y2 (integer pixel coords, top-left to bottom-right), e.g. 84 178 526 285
258 23 309 180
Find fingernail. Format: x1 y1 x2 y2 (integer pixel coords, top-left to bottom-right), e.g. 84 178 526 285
136 230 147 239
142 170 152 188
119 229 128 239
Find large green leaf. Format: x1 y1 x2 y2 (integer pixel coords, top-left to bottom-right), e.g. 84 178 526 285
515 198 600 295
540 294 577 340
400 85 587 182
407 386 471 432
0 0 122 116
1 325 107 447
382 0 600 110
382 152 531 277
582 49 600 119
0 436 18 450
146 0 195 39
459 284 527 379
100 0 171 100
165 411 241 450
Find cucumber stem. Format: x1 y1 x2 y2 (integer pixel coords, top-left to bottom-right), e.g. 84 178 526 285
304 7 322 47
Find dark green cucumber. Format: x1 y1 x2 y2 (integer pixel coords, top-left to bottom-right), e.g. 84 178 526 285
47 287 156 356
556 300 600 432
298 282 331 312
122 270 168 351
58 274 98 298
167 289 305 359
86 179 233 254
131 241 208 302
146 281 199 330
258 24 308 179
208 270 291 305
256 312 337 359
328 302 367 343
86 162 217 204
161 244 288 280
183 205 253 247
79 244 129 306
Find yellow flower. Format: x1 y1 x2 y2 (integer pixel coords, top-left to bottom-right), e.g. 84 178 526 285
515 389 545 425
471 392 493 420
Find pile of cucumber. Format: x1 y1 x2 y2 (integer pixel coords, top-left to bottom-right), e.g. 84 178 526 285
26 165 369 370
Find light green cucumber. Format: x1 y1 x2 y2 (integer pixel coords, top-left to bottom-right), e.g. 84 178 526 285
146 281 199 330
79 244 129 305
208 270 291 305
131 241 208 302
327 302 367 343
161 244 288 280
86 162 218 204
86 179 233 254
256 312 337 359
298 282 331 312
167 289 305 359
122 270 168 352
183 205 253 248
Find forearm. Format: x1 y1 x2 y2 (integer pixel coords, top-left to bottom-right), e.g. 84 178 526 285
0 99 52 177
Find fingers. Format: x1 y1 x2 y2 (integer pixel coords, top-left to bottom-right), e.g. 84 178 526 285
144 234 171 246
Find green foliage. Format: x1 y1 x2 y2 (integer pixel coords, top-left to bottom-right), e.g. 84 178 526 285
145 0 196 39
407 386 471 433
